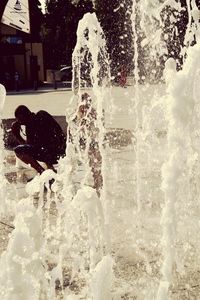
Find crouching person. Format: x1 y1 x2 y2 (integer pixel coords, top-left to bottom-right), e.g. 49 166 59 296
11 105 66 175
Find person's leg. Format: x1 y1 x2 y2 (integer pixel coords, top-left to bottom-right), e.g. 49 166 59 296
17 153 45 174
14 145 45 174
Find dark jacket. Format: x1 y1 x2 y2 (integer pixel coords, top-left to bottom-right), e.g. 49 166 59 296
26 110 66 155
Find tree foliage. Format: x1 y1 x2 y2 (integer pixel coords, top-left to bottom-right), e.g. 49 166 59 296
43 0 133 77
43 0 93 69
95 0 133 77
42 0 200 80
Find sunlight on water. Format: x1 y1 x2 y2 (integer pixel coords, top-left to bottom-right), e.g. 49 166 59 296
1 1 200 299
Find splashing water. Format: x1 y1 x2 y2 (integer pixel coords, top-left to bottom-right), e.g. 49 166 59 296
65 12 114 298
1 2 200 299
0 85 7 214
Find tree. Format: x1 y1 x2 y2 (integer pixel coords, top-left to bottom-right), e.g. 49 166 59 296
43 0 134 79
43 0 93 69
95 0 133 79
42 0 199 81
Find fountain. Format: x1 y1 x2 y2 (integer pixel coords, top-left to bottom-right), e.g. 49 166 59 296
0 84 7 214
1 0 200 299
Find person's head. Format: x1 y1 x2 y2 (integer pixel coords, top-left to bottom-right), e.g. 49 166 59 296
15 105 32 125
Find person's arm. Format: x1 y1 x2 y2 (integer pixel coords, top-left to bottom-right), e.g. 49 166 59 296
11 121 26 144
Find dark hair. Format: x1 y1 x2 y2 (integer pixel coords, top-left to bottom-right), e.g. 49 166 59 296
15 105 30 119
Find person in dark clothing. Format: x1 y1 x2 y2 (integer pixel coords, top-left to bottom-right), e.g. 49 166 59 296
11 105 66 174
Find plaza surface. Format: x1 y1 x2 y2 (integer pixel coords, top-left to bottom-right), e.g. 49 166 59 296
1 85 200 299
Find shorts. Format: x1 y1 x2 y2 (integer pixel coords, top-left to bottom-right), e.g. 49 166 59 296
14 144 64 164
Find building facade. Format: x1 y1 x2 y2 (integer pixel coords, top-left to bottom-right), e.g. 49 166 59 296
0 1 44 90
